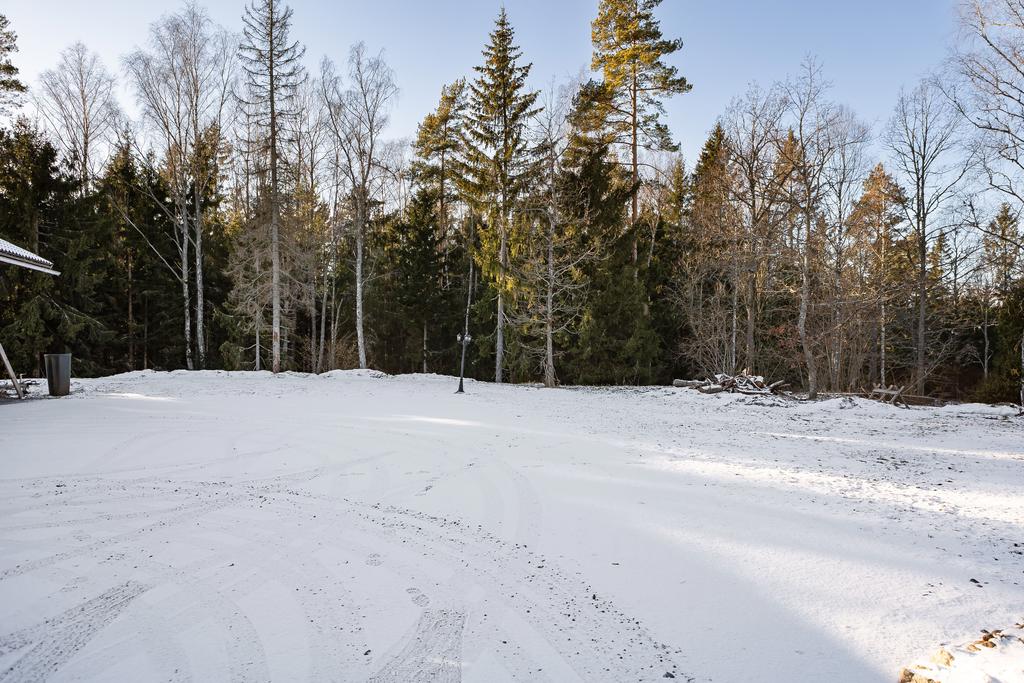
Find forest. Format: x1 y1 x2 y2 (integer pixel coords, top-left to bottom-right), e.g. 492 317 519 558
0 0 1022 404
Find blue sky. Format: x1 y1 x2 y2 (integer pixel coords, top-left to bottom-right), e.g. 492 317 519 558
7 0 957 162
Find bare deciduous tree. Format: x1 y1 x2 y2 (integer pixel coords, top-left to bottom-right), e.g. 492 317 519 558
721 82 787 373
820 106 871 389
125 4 237 369
321 43 398 370
35 42 119 191
240 0 306 374
778 58 842 399
951 0 1024 204
885 79 973 394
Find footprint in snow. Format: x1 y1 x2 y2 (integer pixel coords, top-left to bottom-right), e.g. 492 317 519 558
366 553 383 567
406 587 430 607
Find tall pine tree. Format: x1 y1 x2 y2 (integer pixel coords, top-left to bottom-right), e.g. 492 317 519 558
591 0 691 239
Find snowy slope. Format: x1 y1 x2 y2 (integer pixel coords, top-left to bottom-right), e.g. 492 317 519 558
0 371 1021 682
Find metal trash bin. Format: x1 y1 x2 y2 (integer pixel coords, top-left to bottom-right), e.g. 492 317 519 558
44 353 71 396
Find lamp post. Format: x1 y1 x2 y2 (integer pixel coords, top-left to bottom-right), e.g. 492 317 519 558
456 232 475 394
456 331 472 394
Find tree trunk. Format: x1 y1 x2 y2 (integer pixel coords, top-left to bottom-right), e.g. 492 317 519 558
127 251 135 371
194 187 205 369
330 278 339 369
316 272 328 374
422 322 428 374
495 219 507 384
630 65 639 268
144 296 149 370
269 2 282 374
800 215 816 399
745 270 755 373
730 259 738 374
916 225 927 395
181 229 193 371
544 224 556 388
879 232 887 387
271 206 281 372
983 305 990 378
355 206 367 369
309 280 317 373
880 297 887 386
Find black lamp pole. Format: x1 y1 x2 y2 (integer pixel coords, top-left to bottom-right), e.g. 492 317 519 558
456 332 470 394
456 249 475 394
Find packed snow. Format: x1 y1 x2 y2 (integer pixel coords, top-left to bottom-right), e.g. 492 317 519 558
0 371 1022 682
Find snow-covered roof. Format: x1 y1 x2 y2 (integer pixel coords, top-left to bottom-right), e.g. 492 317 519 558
0 237 60 275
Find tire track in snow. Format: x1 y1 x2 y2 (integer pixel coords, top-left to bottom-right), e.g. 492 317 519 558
265 488 687 681
368 609 466 683
0 467 330 582
0 581 148 683
2 466 684 681
27 486 365 682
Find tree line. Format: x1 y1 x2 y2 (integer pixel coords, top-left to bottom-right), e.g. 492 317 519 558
0 0 1021 404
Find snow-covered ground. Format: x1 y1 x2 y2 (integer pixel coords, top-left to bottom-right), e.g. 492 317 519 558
0 371 1021 682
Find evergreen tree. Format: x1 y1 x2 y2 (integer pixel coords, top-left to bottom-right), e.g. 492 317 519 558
414 79 467 271
591 0 691 233
645 155 688 382
98 139 182 371
240 0 306 373
457 9 540 383
983 203 1022 295
389 188 448 372
558 114 651 384
0 122 111 375
676 124 740 374
848 163 907 386
0 14 25 115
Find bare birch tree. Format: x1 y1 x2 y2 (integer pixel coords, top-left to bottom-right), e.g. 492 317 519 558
320 43 397 370
125 4 236 369
35 42 119 191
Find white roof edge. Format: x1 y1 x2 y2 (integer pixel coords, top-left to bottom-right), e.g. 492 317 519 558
0 237 59 275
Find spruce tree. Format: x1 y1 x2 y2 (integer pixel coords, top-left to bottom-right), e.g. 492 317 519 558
983 203 1021 296
414 79 467 269
240 0 306 373
559 108 651 384
457 9 540 383
390 188 446 373
0 122 113 376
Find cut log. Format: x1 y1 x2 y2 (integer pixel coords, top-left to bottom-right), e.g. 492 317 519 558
672 379 707 388
697 384 727 394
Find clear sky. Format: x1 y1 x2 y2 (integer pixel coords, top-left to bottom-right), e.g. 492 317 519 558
6 0 958 163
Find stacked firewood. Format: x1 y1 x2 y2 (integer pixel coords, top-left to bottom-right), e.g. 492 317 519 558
672 373 789 396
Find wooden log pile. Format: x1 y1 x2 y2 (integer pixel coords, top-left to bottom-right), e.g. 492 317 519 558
672 373 790 396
